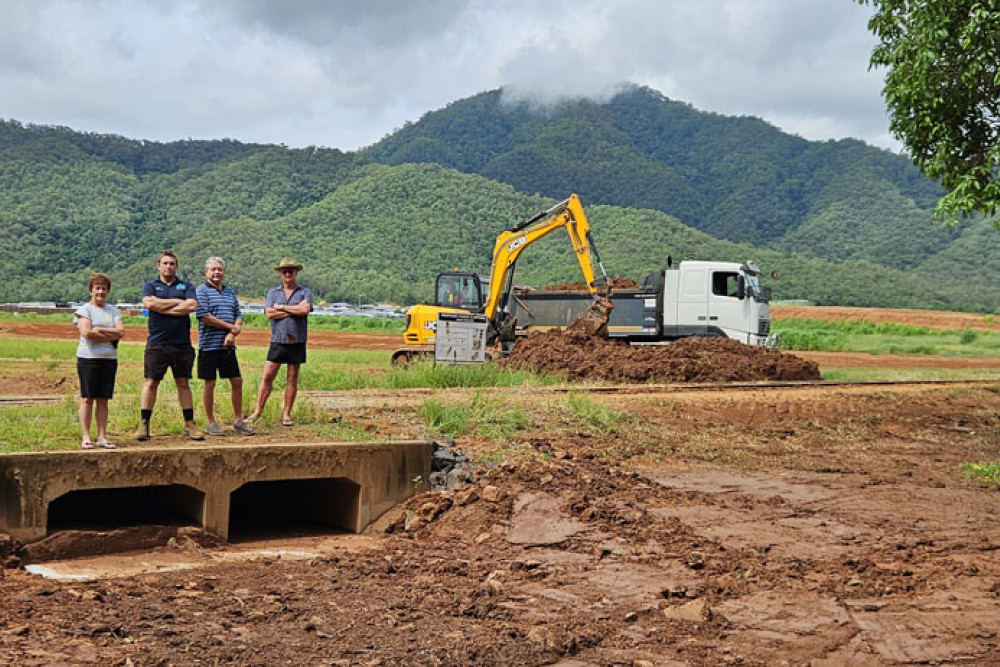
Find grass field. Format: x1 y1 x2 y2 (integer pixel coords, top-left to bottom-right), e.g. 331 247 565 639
0 337 556 452
773 317 1000 357
3 312 1000 452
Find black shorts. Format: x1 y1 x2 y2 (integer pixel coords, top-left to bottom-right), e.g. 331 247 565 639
77 358 118 399
144 344 196 381
266 342 307 365
197 348 242 380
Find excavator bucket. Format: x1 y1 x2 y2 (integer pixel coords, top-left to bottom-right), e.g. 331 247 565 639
583 287 614 338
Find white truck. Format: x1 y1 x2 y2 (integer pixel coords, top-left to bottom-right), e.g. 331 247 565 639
510 259 778 348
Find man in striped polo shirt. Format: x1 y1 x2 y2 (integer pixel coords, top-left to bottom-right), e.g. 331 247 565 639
195 256 255 436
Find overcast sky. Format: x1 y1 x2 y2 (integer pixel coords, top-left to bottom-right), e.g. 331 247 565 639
0 0 900 153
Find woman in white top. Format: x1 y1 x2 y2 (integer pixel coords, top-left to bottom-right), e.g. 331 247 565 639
74 273 125 449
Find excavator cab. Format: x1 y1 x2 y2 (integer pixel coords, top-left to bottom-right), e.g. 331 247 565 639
435 272 488 311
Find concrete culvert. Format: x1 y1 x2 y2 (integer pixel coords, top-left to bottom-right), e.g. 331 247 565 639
47 484 205 533
228 477 361 542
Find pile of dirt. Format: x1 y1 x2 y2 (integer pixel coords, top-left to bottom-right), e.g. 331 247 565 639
537 277 639 291
502 320 820 383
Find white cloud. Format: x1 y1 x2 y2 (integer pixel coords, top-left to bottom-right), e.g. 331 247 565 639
0 0 899 151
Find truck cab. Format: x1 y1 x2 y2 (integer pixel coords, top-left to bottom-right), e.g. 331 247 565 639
667 260 772 346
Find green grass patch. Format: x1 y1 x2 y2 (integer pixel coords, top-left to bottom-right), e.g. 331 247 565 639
299 355 561 391
565 391 633 434
960 462 1000 487
418 392 530 440
0 396 81 452
774 316 1000 357
820 366 1000 382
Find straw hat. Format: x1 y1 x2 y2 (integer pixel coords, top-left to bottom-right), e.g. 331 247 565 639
273 257 304 272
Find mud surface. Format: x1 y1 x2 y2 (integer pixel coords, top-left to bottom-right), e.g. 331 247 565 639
0 373 70 395
502 320 821 382
4 310 1000 664
4 382 1000 664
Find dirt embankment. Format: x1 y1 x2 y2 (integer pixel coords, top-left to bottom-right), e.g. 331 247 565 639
772 305 1000 331
502 320 820 383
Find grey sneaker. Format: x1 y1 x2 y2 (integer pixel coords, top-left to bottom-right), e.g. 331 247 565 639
135 421 150 442
184 426 205 442
205 422 225 436
232 420 256 435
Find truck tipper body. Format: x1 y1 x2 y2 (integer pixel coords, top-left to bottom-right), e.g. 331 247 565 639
511 261 776 347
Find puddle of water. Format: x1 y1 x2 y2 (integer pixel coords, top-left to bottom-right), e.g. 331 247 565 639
24 564 97 581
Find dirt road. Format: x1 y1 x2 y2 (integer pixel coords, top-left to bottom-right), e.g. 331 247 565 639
3 310 1000 664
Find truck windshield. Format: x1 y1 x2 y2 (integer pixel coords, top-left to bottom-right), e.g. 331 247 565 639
744 273 763 301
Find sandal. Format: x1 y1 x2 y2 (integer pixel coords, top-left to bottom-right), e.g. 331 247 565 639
81 440 94 450
98 441 116 449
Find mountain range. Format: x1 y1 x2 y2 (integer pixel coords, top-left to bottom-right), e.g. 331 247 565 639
2 84 997 312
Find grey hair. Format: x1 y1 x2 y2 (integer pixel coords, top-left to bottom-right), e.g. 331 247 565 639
204 256 226 271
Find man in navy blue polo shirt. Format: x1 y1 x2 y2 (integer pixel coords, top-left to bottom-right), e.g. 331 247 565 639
247 258 314 427
136 250 204 441
195 256 255 436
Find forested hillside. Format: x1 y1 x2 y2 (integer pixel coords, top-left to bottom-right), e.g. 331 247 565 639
1 91 998 312
364 85 998 283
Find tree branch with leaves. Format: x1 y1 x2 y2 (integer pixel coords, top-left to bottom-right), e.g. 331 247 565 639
859 0 1000 226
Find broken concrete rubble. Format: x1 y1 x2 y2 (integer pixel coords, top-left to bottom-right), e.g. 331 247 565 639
430 439 475 490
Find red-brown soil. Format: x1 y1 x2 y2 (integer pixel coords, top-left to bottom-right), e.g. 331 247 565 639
3 309 1000 664
4 382 1000 664
772 304 1000 332
502 320 820 382
0 373 70 396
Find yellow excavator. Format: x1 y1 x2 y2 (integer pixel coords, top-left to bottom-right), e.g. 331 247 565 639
391 194 612 366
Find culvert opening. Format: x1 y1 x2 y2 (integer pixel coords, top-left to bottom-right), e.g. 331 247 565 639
228 477 360 542
47 484 205 533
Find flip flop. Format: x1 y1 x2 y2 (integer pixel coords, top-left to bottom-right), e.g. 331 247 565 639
98 441 116 449
81 440 94 450
281 418 294 427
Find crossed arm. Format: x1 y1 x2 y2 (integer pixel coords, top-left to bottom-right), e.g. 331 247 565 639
77 317 125 342
266 300 312 320
143 295 198 316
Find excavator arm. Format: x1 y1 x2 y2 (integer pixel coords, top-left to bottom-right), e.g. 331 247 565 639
392 194 612 365
482 194 610 321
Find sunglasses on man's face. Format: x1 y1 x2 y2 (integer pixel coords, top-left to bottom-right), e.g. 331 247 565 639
281 269 297 275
